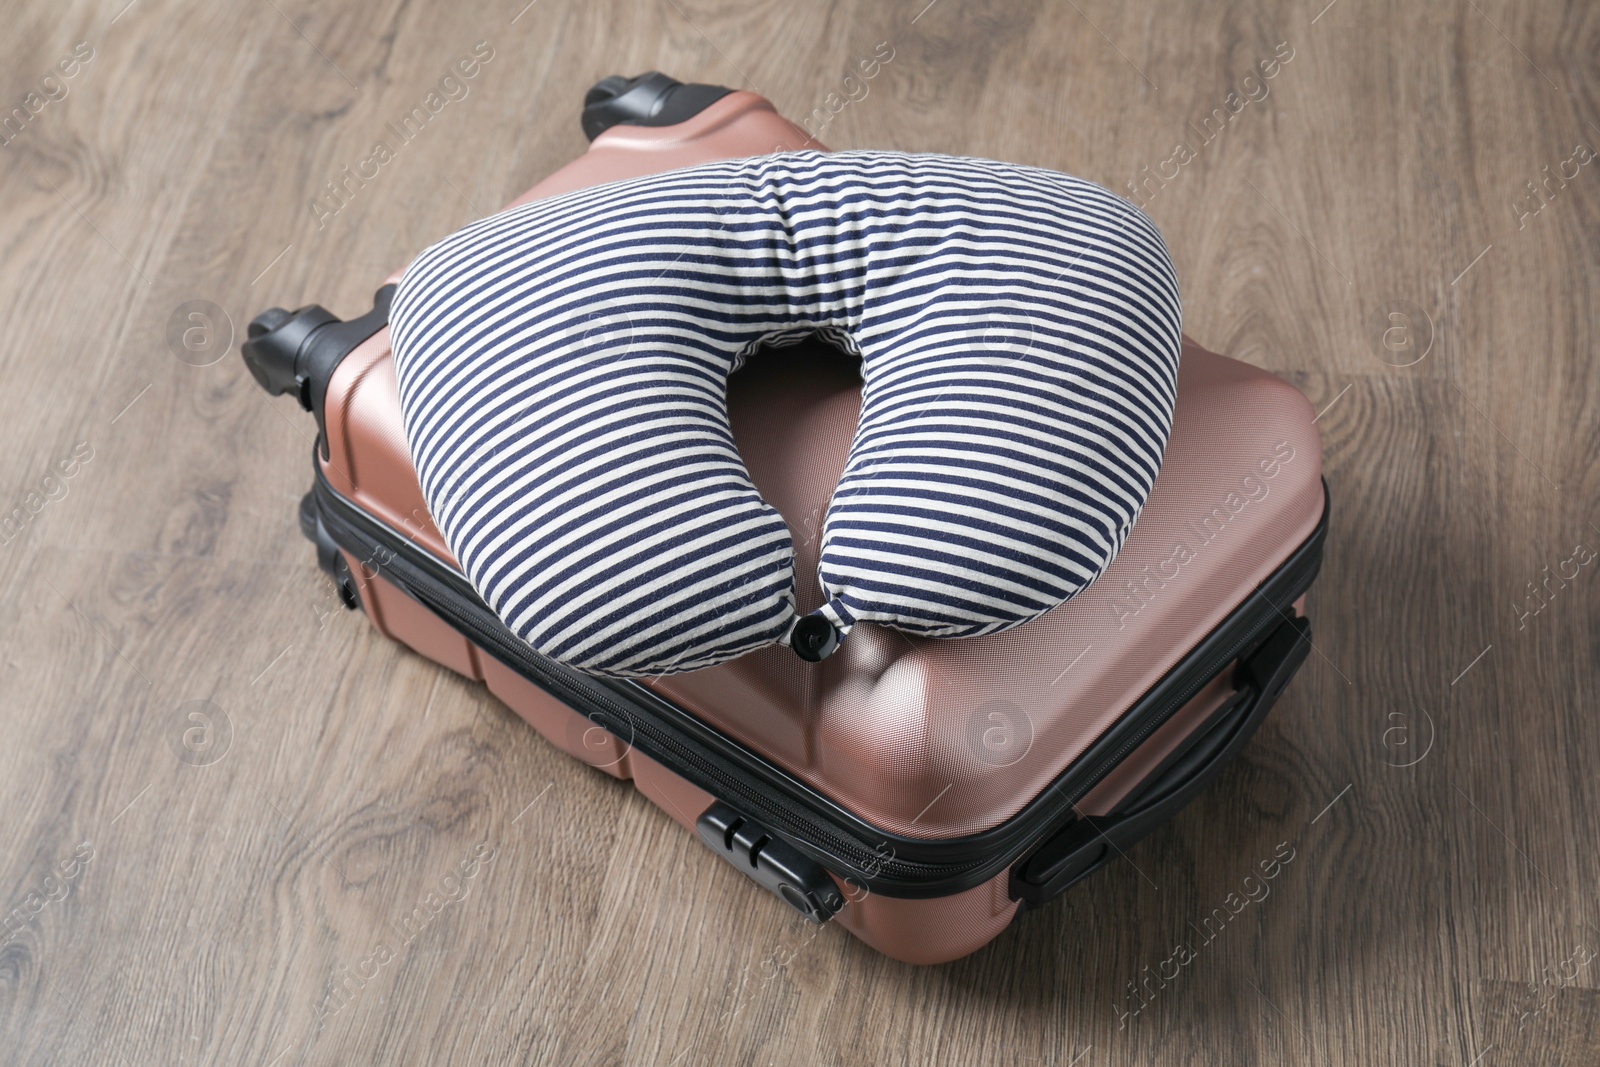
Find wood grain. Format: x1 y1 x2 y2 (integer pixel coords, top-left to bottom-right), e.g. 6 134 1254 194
1 0 1597 1063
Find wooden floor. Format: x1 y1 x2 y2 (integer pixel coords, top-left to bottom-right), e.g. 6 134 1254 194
2 0 1597 1063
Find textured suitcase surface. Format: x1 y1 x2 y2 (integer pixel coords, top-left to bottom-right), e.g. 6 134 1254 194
247 78 1327 964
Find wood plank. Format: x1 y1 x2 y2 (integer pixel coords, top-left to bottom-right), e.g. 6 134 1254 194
1 0 1597 1063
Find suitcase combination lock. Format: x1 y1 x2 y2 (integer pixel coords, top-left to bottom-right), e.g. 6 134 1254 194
696 802 845 923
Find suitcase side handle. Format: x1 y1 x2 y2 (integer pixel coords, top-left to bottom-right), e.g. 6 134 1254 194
1010 615 1312 909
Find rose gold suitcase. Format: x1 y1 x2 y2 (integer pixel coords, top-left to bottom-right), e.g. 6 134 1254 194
242 74 1327 964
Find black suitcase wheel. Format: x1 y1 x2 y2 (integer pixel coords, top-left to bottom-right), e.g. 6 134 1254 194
580 72 732 141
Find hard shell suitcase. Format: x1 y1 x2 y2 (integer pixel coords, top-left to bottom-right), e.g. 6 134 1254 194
243 74 1328 965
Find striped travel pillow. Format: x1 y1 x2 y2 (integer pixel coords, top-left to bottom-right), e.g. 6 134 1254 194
390 151 1180 677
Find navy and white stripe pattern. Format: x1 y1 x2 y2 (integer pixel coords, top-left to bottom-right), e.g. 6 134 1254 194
390 151 1180 677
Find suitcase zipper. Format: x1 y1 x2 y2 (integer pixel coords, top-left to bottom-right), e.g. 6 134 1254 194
310 458 1327 899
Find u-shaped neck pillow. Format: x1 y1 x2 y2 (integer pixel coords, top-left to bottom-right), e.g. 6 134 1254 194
390 151 1181 677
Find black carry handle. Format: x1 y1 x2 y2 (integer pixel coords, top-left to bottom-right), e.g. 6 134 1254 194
1010 615 1312 908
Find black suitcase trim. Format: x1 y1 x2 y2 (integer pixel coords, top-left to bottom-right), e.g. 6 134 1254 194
309 457 1327 900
